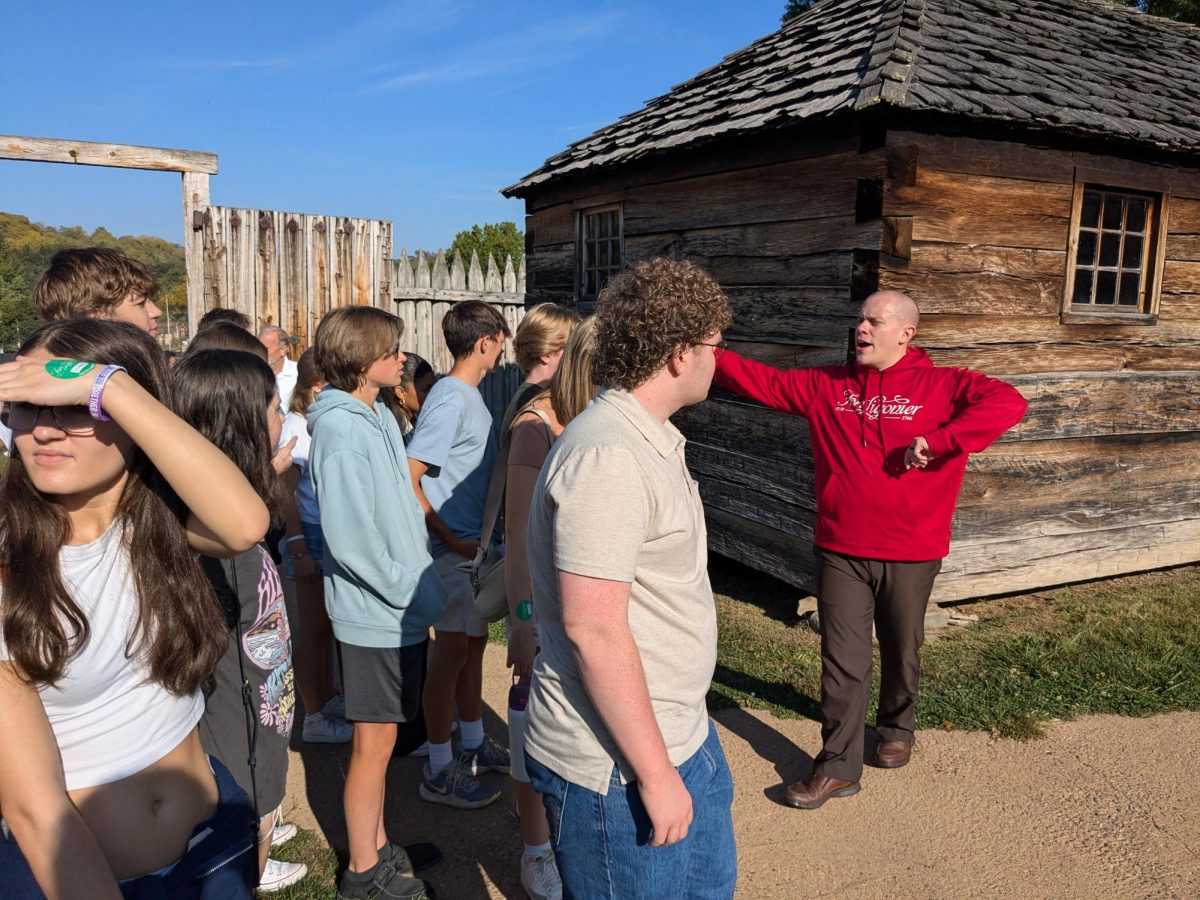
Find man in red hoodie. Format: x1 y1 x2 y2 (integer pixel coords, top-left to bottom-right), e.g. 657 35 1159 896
713 290 1027 809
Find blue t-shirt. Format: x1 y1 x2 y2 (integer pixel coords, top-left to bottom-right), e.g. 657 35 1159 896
405 375 497 556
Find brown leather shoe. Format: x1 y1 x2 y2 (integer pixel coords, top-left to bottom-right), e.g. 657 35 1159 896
873 739 913 768
783 775 861 809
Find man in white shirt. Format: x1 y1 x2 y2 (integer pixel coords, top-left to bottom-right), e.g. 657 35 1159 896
259 326 300 409
523 257 737 898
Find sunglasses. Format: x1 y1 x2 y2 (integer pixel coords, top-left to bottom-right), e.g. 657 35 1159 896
1 403 97 435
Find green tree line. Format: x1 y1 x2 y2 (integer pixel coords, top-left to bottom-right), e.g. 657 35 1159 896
0 212 188 349
447 221 524 273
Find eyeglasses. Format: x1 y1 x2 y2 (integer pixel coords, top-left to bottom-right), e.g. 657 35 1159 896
694 340 728 351
1 403 97 435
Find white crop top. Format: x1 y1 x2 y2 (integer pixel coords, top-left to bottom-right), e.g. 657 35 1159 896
0 524 204 791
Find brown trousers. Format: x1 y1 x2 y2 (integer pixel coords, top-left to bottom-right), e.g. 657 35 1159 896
812 547 942 782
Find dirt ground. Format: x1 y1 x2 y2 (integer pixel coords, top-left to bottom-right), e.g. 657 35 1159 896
283 643 1200 899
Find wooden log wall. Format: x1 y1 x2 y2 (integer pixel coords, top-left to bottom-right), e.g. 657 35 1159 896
522 126 1200 601
876 132 1200 599
524 133 880 594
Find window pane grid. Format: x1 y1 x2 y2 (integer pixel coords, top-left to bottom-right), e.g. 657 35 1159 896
579 207 623 298
1071 187 1154 312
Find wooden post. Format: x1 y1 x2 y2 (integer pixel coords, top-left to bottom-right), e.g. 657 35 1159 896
182 172 211 339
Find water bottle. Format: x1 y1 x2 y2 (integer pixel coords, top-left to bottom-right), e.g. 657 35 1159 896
508 681 530 783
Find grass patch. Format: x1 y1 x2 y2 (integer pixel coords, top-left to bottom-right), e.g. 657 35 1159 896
260 828 339 898
487 617 507 644
707 557 1200 739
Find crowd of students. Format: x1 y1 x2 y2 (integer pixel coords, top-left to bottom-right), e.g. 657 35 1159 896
0 247 590 899
0 245 1022 900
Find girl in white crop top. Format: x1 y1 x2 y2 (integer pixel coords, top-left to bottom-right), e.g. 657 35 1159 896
0 319 269 898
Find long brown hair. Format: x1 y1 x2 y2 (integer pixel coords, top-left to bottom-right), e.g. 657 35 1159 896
288 348 323 416
1 320 226 693
173 350 285 519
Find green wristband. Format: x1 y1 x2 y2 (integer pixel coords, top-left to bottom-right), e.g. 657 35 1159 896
45 360 96 379
516 599 533 621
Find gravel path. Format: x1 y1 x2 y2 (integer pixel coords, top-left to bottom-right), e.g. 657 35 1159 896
284 643 1200 898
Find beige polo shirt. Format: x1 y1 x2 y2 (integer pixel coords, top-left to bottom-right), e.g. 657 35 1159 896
524 388 717 794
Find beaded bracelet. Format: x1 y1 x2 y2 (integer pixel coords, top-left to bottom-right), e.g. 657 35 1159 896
88 365 127 422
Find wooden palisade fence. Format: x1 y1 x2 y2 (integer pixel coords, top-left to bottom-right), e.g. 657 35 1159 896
188 205 527 421
190 205 394 347
392 248 527 419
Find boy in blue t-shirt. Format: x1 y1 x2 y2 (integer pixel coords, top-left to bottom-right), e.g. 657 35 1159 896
406 300 513 809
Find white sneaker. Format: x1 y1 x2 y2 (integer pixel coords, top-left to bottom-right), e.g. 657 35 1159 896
303 711 353 744
270 821 297 847
521 849 562 900
407 740 431 758
258 857 308 892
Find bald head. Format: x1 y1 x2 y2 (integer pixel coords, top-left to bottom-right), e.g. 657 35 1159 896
865 290 919 329
855 291 920 370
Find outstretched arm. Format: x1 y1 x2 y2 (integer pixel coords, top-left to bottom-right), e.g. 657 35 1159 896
712 348 819 416
0 663 122 900
0 360 268 556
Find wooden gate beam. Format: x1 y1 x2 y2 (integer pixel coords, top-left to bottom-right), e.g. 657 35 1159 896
0 135 218 174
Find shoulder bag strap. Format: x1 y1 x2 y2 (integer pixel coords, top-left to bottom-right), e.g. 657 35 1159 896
472 416 514 576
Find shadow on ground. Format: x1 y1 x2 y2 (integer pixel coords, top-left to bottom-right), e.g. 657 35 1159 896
708 552 803 628
291 696 524 898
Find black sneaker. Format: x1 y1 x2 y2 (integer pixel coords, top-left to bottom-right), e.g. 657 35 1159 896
337 858 431 899
381 841 443 875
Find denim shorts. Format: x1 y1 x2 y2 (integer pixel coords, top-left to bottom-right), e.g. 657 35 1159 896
526 719 737 899
0 756 257 899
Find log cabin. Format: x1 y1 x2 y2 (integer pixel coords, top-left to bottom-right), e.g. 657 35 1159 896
502 0 1200 601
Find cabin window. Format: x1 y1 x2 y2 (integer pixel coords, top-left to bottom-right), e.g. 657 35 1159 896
577 204 623 299
1064 184 1164 323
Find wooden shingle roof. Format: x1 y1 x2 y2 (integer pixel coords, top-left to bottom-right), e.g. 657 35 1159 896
504 0 1200 196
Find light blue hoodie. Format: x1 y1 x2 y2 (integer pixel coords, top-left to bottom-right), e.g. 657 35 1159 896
308 388 445 647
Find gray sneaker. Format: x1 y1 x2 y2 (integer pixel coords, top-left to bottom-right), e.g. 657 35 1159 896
302 711 353 744
419 753 501 809
463 734 511 775
337 858 429 899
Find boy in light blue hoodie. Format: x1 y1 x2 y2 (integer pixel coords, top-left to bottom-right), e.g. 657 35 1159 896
309 306 445 900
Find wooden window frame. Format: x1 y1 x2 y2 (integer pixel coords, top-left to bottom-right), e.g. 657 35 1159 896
1062 181 1168 326
575 203 624 302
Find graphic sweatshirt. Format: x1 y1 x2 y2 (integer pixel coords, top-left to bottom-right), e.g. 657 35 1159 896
713 346 1027 561
308 388 446 647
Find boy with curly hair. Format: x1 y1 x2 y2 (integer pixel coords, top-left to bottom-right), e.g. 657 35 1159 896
522 257 738 898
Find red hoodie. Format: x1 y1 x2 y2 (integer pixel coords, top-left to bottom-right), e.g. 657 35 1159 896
713 346 1027 561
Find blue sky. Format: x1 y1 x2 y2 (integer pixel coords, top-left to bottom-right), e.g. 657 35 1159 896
1 1 783 252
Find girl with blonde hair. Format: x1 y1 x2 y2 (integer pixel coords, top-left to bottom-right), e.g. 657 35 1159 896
503 316 598 900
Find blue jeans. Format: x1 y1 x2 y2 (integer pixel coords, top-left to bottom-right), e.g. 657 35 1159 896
526 719 737 899
0 756 256 899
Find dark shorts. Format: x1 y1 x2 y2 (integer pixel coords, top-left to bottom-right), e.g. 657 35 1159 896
0 756 256 899
337 638 428 724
